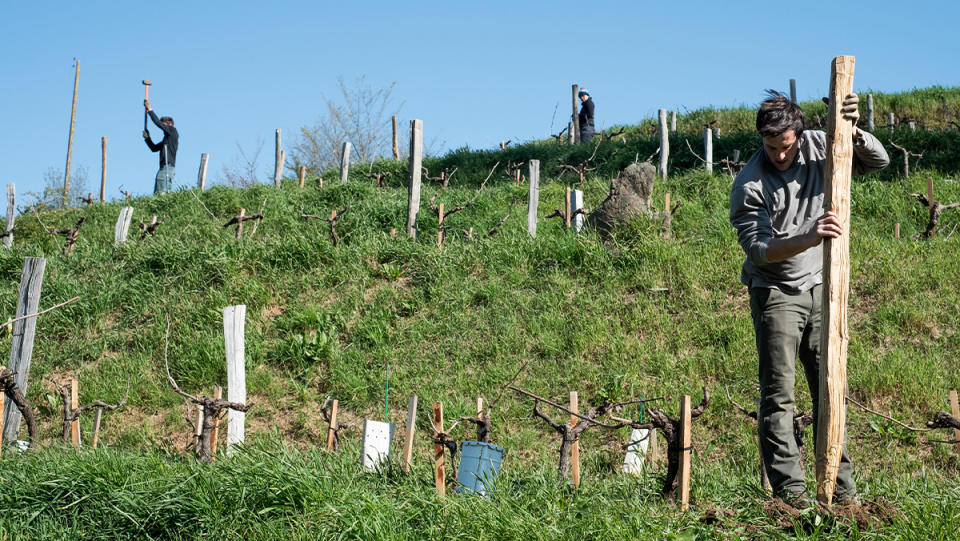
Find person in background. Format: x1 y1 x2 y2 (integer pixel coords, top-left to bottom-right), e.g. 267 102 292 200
143 99 179 195
578 87 595 142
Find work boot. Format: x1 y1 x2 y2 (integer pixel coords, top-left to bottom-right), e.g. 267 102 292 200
833 491 861 506
777 490 815 511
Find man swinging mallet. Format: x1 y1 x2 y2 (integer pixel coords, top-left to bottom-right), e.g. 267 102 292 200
142 86 179 195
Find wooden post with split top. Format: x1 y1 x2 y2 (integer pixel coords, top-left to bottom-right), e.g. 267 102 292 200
816 55 855 508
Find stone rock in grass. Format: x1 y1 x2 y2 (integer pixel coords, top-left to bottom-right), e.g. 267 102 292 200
586 162 656 234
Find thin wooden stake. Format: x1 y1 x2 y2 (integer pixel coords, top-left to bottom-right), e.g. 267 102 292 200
816 55 855 508
867 94 875 131
678 394 692 511
198 153 209 191
670 111 677 132
570 391 580 487
647 426 658 464
571 84 580 144
70 377 80 450
210 386 223 459
789 78 797 103
437 203 444 249
402 395 417 473
564 186 571 230
298 166 306 188
527 160 539 237
894 223 901 239
340 141 352 183
392 115 399 159
950 390 960 461
91 408 102 449
664 193 672 240
100 137 107 202
236 208 245 239
326 398 339 451
433 401 445 496
195 406 204 448
4 183 14 249
406 120 423 238
704 128 713 173
658 109 669 179
63 60 79 207
273 129 283 186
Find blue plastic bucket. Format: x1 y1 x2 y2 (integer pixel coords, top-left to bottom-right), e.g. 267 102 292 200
456 441 504 496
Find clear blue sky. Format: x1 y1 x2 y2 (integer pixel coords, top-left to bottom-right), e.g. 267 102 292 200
2 0 957 202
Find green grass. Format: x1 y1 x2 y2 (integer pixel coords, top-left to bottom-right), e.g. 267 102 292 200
1 87 960 538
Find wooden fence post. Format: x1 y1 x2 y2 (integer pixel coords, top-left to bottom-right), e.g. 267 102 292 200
571 189 584 233
950 390 960 461
790 78 797 103
816 55 855 508
70 377 80 449
670 111 677 133
571 84 580 144
704 128 713 173
402 394 417 472
210 386 223 459
678 394 692 511
392 115 399 159
100 137 107 202
114 207 133 246
658 109 669 179
340 142 352 183
2 257 46 445
867 94 875 131
433 401 445 496
326 398 339 451
406 119 423 238
91 407 103 449
298 166 306 188
570 391 580 487
273 129 283 186
224 305 246 452
198 153 209 191
4 183 14 249
527 160 539 237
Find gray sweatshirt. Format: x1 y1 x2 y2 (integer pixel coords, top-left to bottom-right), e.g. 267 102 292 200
729 129 889 293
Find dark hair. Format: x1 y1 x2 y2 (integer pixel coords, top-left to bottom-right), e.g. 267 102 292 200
756 90 802 138
160 116 174 126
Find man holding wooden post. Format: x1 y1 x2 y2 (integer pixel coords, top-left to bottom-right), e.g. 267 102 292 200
729 71 888 509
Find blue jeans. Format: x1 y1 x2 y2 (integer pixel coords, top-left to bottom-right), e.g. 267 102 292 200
154 165 175 195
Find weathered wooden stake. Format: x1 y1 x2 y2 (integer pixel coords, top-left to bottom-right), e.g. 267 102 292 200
210 386 223 459
670 111 677 132
4 183 14 249
648 426 658 464
816 55 855 508
114 207 133 246
678 394 692 511
236 208 246 239
704 128 713 173
527 160 540 237
340 142 352 183
950 390 960 461
326 398 339 451
888 112 895 134
91 407 102 449
70 378 80 449
402 395 417 472
2 257 45 445
224 305 246 452
569 391 580 487
437 203 445 249
198 153 209 191
867 94 875 131
433 401 445 496
100 137 107 202
789 78 797 103
571 189 584 233
63 60 79 207
298 166 306 188
664 193 672 240
194 406 203 448
392 115 399 159
658 109 669 179
568 121 575 145
894 223 900 239
564 186 571 230
571 84 580 144
406 120 423 238
273 129 283 186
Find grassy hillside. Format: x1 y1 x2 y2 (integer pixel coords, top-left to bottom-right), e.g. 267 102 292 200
2 88 960 539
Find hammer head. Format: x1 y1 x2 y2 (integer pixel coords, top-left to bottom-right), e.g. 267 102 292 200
142 79 152 86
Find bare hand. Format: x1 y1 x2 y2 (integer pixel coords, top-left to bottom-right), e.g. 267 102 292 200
821 93 859 125
143 130 149 139
806 211 843 247
144 99 151 111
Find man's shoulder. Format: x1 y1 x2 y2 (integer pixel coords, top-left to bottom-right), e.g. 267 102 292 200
732 151 766 192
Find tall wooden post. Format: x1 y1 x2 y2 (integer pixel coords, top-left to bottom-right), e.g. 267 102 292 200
326 398 339 451
298 166 306 188
569 391 580 487
224 305 246 452
100 137 107 202
402 395 417 472
704 128 713 173
273 129 283 186
789 78 797 103
210 386 223 459
198 153 209 191
392 115 399 159
70 378 80 449
2 257 46 445
63 60 80 207
670 111 677 132
433 402 445 496
658 109 669 179
527 160 539 237
816 55 855 508
678 394 692 511
950 390 960 461
406 119 423 238
4 184 14 249
571 84 580 144
866 94 875 131
340 142 352 183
